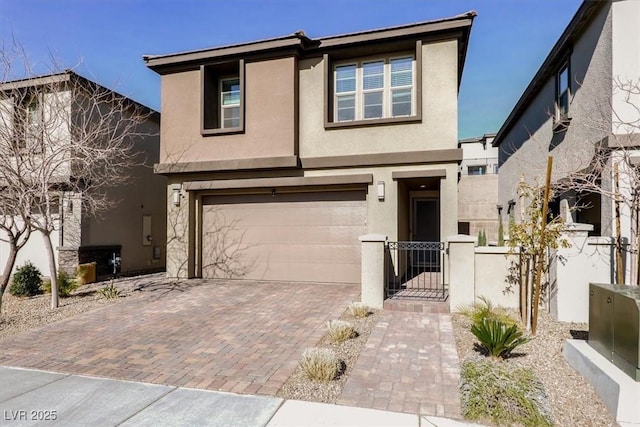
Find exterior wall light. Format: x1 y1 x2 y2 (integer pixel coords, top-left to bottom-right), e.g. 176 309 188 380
171 184 182 206
377 181 385 201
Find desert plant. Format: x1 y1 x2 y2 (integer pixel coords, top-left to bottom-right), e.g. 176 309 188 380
498 215 505 246
460 358 553 426
325 320 356 343
458 296 518 327
471 318 531 359
348 301 370 318
9 262 42 297
41 271 78 297
97 281 121 299
299 348 341 381
56 271 78 297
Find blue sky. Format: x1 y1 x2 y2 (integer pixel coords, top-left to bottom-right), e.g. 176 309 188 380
0 0 583 139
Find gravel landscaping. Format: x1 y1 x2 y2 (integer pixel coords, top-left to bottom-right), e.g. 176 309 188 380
278 307 381 403
452 310 618 427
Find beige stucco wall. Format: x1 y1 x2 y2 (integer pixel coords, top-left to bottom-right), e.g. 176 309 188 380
80 118 167 274
305 163 459 243
298 39 459 157
458 174 499 240
159 57 297 164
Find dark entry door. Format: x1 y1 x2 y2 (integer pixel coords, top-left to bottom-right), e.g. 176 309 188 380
413 198 440 242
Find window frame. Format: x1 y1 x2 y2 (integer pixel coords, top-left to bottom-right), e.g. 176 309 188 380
331 55 416 124
201 59 245 136
553 60 571 130
324 41 422 130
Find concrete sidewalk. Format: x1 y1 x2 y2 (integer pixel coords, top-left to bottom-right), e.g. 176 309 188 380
0 366 484 427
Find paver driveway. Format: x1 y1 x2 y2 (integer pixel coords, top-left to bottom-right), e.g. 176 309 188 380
0 279 358 396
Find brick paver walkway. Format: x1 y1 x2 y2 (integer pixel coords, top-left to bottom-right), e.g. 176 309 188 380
0 279 358 396
338 310 462 418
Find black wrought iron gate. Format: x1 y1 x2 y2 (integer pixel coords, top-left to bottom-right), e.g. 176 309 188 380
385 241 447 301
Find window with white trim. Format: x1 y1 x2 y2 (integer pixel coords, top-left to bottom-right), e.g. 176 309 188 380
334 56 415 122
555 62 570 122
220 77 240 129
202 60 244 134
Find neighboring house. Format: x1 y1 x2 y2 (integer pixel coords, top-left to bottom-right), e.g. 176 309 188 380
493 0 640 281
457 133 499 240
145 12 476 283
0 71 167 278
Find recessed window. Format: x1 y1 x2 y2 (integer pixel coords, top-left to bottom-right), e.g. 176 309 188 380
333 56 415 123
202 60 244 134
555 62 570 124
467 165 486 176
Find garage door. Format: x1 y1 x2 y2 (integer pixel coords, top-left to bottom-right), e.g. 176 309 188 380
201 190 367 283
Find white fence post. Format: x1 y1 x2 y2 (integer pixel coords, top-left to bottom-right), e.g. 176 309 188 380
360 234 387 309
447 235 476 310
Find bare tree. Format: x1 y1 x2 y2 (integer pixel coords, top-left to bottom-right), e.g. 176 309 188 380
0 41 155 308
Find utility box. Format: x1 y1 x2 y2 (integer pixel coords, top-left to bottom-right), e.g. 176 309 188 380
589 283 640 381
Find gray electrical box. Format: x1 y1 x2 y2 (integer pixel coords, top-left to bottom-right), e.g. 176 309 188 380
589 283 640 381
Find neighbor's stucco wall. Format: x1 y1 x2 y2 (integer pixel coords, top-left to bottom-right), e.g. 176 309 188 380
159 57 297 164
497 3 612 223
611 0 640 135
298 39 459 157
0 218 60 278
458 174 499 240
80 117 166 274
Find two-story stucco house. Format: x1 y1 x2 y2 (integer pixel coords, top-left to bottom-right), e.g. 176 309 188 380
0 71 167 278
145 12 475 284
493 0 640 283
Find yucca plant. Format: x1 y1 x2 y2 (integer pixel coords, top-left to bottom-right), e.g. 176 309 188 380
471 318 531 359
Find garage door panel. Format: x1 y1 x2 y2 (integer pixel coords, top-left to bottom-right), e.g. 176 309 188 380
205 204 366 227
238 226 366 245
202 191 366 283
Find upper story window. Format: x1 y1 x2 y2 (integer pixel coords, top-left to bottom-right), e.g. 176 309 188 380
554 61 571 128
25 95 42 146
333 56 415 123
202 60 244 135
220 77 240 129
467 165 486 176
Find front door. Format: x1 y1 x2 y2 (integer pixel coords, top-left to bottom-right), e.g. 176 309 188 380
413 198 440 242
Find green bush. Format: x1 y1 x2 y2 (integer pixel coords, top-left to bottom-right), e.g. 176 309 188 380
460 358 553 426
40 271 78 297
471 318 531 359
9 262 42 296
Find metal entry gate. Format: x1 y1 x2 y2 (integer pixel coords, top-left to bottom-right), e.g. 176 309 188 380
385 241 447 301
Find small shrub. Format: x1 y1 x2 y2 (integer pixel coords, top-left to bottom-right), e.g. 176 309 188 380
299 348 341 381
40 271 78 297
460 358 553 426
326 320 356 343
457 296 518 327
57 271 78 297
9 262 42 296
97 281 121 299
348 302 371 318
471 318 531 359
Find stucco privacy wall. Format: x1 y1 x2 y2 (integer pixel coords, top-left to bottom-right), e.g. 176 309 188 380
0 219 60 277
298 39 458 157
497 3 612 222
159 57 297 164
